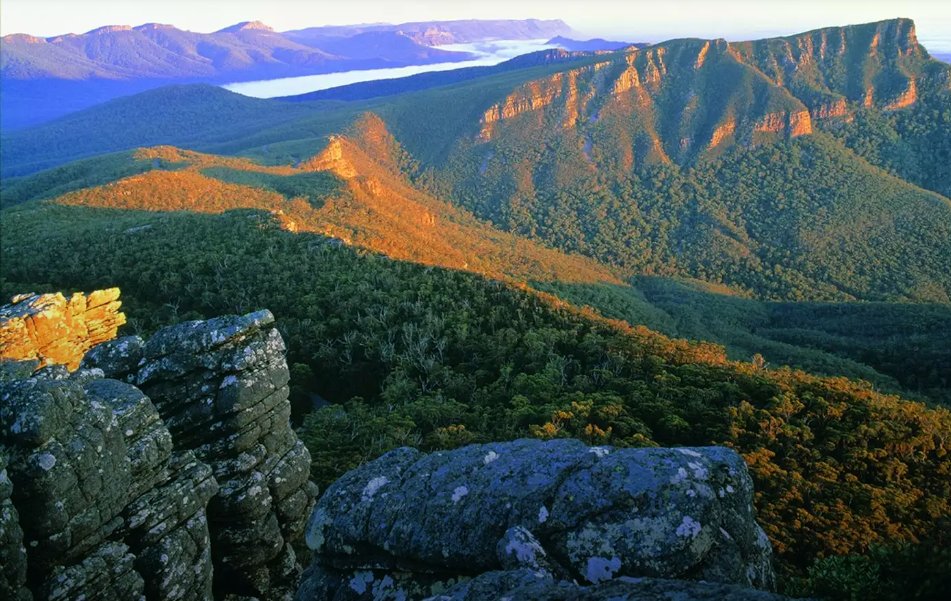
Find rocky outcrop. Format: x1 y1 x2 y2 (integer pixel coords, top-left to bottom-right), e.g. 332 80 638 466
810 98 850 120
296 439 778 601
708 119 738 149
753 110 813 137
480 72 570 141
0 290 125 370
883 78 918 110
430 569 792 601
0 364 217 600
84 310 317 599
0 301 315 600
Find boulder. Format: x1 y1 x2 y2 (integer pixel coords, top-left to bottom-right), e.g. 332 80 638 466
298 439 777 601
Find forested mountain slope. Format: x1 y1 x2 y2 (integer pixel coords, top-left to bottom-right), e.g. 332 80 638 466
4 21 948 303
4 127 949 407
1 206 949 594
14 126 619 286
2 21 950 385
540 277 951 405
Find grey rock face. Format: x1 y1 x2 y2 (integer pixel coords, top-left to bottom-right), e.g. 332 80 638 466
0 309 314 601
427 569 793 601
0 455 31 601
0 368 215 600
298 439 776 601
134 311 316 600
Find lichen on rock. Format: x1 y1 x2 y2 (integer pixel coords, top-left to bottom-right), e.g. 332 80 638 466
296 438 779 600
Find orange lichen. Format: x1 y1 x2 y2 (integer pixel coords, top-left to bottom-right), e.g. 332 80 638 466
0 289 125 370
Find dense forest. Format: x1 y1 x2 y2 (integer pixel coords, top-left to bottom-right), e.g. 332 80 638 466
540 278 951 406
436 134 951 302
1 205 948 598
4 138 949 407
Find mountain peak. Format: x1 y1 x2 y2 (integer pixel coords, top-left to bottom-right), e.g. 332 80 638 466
1 33 46 44
216 20 274 33
86 25 134 35
772 17 918 47
133 23 176 31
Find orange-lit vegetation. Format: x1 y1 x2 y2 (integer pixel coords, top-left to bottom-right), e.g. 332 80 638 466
54 120 621 286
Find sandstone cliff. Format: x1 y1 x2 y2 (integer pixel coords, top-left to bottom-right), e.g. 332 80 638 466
0 289 125 370
0 293 315 601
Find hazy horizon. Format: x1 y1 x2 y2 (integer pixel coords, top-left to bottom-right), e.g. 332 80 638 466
3 0 950 50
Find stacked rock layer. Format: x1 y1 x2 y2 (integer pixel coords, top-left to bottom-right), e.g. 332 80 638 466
0 293 314 601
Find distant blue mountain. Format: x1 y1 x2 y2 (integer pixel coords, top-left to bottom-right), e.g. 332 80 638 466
0 19 572 130
547 35 646 51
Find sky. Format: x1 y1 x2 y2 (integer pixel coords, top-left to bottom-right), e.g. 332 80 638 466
2 0 950 50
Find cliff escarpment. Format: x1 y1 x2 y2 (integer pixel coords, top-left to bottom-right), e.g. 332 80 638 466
466 19 946 170
0 291 315 600
475 38 813 165
732 18 929 116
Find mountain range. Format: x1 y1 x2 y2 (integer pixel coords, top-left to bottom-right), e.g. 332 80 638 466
3 17 949 387
546 35 640 51
0 18 572 129
285 18 575 46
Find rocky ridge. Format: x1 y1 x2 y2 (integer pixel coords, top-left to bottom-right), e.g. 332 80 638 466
0 291 315 600
473 19 941 165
